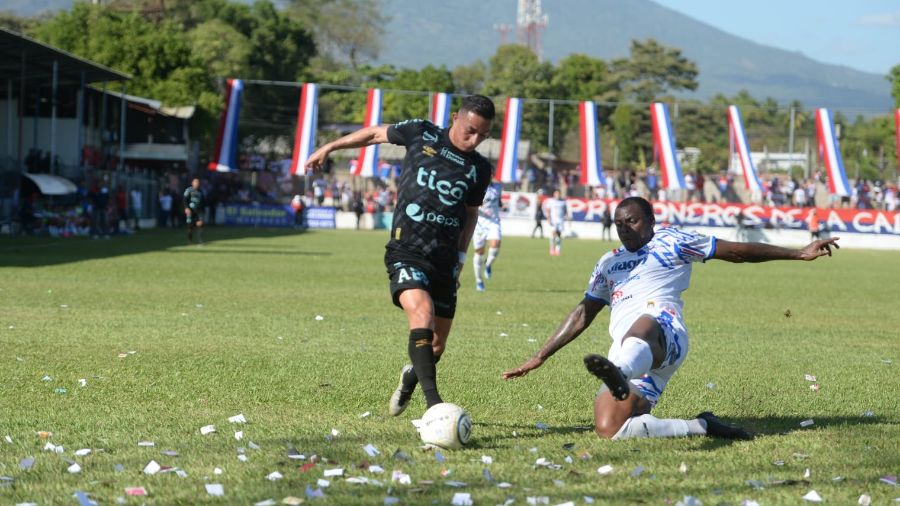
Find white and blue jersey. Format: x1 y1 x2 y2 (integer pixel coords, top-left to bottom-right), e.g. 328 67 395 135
584 227 717 407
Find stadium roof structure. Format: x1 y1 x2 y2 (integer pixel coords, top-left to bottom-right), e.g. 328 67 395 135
0 28 130 86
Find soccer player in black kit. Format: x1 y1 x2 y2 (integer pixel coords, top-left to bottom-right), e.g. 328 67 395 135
183 177 206 244
306 95 495 416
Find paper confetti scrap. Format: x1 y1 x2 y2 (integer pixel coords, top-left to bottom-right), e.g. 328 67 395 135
205 484 224 497
200 425 216 435
74 449 91 457
19 457 35 470
481 455 493 465
680 462 688 473
235 431 243 441
881 475 897 486
805 374 817 381
452 493 473 506
859 494 872 506
316 479 330 488
527 497 550 506
315 315 324 321
630 465 645 477
802 490 823 502
324 468 344 477
143 460 161 475
369 465 384 474
228 413 247 424
364 444 380 457
138 441 155 447
800 419 815 427
4 435 11 444
124 487 147 496
597 465 614 475
391 470 411 485
266 471 283 481
67 462 82 474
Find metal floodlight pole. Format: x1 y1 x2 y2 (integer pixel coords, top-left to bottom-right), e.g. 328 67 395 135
118 85 126 171
547 100 554 153
77 71 85 167
50 60 58 175
6 79 11 163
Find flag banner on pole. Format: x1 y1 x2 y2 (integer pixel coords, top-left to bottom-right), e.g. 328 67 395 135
290 83 319 175
650 102 684 189
430 92 451 128
496 97 522 183
727 105 763 194
895 108 900 175
353 88 383 177
578 101 604 186
208 79 243 172
815 108 851 196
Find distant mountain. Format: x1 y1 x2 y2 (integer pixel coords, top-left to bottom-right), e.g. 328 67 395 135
4 0 892 114
379 0 892 115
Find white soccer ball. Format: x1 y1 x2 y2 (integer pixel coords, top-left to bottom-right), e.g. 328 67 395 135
418 403 472 450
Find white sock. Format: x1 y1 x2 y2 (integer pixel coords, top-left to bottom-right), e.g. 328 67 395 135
473 253 484 283
486 247 499 267
613 337 653 379
612 414 707 439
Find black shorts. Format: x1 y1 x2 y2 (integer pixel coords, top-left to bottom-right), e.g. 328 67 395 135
386 258 458 319
186 212 203 226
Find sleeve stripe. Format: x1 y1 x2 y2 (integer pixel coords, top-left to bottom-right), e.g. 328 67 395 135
584 292 609 304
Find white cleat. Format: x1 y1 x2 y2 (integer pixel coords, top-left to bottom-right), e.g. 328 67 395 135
388 364 415 416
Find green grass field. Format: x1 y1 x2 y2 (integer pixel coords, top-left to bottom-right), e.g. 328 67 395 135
1 228 897 505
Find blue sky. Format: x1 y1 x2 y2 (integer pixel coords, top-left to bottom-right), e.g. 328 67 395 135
654 0 900 75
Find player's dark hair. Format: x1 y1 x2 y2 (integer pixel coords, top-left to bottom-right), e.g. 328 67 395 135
460 95 495 121
619 196 654 221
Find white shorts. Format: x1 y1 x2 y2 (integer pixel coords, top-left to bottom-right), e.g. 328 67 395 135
550 221 565 234
473 218 501 249
600 305 689 408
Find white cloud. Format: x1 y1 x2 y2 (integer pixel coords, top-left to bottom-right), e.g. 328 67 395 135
858 11 900 27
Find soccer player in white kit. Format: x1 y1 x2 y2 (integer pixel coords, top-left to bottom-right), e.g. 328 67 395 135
504 197 840 440
545 189 568 256
472 182 503 291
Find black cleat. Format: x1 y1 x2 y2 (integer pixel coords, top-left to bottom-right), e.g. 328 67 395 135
583 354 631 401
697 412 754 440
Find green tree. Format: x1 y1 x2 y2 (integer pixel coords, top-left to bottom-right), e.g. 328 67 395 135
889 64 900 108
287 0 386 68
482 44 558 151
614 39 698 103
452 60 487 94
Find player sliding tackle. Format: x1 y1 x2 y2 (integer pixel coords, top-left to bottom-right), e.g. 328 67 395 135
503 197 839 440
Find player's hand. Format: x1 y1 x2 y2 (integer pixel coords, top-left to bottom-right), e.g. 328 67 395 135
799 237 840 260
502 356 545 380
185 208 191 216
305 145 331 172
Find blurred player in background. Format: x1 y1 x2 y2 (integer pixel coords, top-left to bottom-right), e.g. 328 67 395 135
472 182 504 291
183 178 205 245
504 196 839 440
546 189 568 256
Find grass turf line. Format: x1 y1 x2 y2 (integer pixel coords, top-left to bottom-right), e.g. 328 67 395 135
0 228 897 504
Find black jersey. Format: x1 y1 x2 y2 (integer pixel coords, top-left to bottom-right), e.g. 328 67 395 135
183 187 205 212
385 119 492 269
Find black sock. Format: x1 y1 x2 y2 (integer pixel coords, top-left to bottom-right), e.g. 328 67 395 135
401 352 441 391
407 328 442 407
187 227 193 243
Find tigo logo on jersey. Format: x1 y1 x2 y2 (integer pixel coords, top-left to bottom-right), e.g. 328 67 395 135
405 203 460 228
416 167 470 206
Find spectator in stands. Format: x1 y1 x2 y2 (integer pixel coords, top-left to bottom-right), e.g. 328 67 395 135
130 187 142 230
684 172 696 202
601 205 613 241
532 190 545 239
808 208 821 241
352 191 365 229
645 168 658 201
115 185 128 234
89 184 110 238
793 183 808 207
158 189 173 228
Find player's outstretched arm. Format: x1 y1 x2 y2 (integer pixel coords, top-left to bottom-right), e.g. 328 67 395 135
502 297 606 379
713 237 840 263
305 125 391 171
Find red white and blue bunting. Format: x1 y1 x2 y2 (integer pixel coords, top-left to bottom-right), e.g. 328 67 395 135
578 101 604 186
815 108 851 196
650 102 684 190
727 105 763 195
208 79 243 172
290 83 319 175
353 88 383 177
496 97 523 183
430 92 452 129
